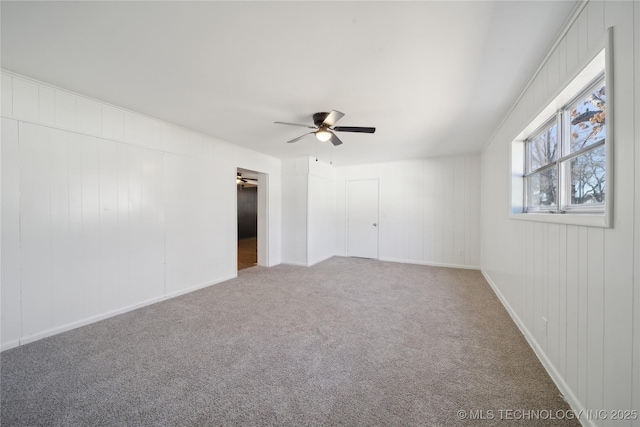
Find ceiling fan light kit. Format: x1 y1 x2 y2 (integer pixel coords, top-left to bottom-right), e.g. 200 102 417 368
275 110 375 147
315 130 332 142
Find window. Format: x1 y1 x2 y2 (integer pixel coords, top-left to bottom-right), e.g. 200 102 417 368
510 32 612 228
524 75 606 213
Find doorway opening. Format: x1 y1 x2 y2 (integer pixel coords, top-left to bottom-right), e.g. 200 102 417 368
237 168 259 270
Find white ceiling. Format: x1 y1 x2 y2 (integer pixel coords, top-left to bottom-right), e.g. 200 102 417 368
1 1 578 166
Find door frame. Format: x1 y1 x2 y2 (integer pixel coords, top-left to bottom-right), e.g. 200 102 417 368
236 168 269 270
256 172 269 266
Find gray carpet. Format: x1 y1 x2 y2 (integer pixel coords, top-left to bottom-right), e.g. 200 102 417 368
1 257 578 426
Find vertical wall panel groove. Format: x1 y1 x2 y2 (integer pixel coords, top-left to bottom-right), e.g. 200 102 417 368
633 2 640 425
558 224 568 379
586 227 605 427
1 118 21 347
547 224 560 368
50 129 71 329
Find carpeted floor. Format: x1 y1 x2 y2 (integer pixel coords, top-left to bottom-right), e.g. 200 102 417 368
1 257 578 426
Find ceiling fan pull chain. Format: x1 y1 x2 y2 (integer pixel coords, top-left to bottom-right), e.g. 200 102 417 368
316 140 318 162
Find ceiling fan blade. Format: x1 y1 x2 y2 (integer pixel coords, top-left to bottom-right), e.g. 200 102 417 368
330 133 343 146
323 110 345 127
333 126 376 133
275 121 317 129
287 132 313 144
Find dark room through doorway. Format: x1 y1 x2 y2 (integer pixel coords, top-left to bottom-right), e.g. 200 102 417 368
237 168 258 270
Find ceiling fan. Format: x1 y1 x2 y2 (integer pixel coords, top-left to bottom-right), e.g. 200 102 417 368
274 110 375 146
237 173 257 186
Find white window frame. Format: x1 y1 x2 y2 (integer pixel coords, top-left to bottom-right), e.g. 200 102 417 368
524 74 606 213
510 28 613 228
524 116 560 212
559 77 607 213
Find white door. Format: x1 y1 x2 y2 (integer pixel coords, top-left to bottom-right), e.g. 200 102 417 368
347 179 379 259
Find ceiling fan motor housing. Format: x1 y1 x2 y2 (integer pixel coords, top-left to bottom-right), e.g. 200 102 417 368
313 112 330 127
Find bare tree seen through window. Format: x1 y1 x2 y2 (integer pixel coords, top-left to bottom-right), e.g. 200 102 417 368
569 83 606 205
528 124 557 207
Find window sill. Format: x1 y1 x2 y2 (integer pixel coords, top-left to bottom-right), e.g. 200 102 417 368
509 212 610 228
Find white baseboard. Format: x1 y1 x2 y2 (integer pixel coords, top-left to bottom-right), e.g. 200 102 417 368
307 254 335 267
163 273 237 300
280 261 309 267
379 257 480 270
481 269 594 427
282 255 480 270
1 339 21 352
16 295 165 348
281 254 334 267
2 273 238 352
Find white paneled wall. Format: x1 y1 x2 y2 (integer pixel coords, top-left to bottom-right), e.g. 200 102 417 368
2 119 21 346
480 1 639 426
1 71 282 351
281 157 309 266
307 159 336 266
335 156 481 269
281 156 336 267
